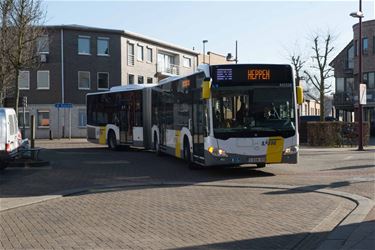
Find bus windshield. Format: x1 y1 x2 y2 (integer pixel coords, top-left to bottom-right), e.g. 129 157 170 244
212 85 295 138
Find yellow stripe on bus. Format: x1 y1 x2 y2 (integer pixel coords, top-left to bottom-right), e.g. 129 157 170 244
175 130 181 158
99 127 106 145
266 137 284 163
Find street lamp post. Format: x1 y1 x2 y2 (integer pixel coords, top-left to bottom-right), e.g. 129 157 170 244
226 40 238 64
350 0 364 151
202 40 208 64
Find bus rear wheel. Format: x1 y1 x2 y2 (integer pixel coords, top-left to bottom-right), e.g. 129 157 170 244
256 163 266 168
108 130 118 150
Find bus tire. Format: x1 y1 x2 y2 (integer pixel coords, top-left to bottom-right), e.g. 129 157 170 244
108 130 118 150
183 138 198 169
256 163 266 168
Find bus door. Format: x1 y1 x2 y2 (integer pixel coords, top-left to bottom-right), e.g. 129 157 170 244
192 89 205 161
119 97 134 143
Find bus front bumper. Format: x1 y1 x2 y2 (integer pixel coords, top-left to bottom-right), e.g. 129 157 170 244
204 151 298 166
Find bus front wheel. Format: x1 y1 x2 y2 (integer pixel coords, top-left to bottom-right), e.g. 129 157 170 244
108 130 118 150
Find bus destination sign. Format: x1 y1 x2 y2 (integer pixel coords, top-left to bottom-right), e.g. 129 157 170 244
248 69 271 81
212 65 292 86
216 68 233 81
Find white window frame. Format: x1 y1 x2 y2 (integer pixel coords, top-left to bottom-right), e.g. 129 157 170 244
37 70 50 90
183 56 192 68
146 47 153 63
37 110 50 128
97 37 109 56
137 44 144 61
97 72 109 90
78 35 91 55
18 71 30 90
128 43 135 66
37 35 49 54
128 74 135 84
78 71 91 90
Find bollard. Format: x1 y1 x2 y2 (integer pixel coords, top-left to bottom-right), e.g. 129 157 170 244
30 115 35 149
49 130 53 140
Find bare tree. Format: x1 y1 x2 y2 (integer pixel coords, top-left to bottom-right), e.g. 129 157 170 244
304 31 335 121
0 0 45 112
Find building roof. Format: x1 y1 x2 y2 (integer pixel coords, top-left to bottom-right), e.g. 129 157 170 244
45 24 199 56
329 40 353 68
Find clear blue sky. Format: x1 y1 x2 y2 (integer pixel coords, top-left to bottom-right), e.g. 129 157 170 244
45 0 375 64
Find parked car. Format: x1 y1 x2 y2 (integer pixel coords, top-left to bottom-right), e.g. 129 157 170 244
0 108 22 169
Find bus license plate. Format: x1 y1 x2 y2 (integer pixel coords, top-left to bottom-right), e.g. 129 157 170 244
248 157 265 163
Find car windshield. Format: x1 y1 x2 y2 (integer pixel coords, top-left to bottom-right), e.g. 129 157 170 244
212 85 295 138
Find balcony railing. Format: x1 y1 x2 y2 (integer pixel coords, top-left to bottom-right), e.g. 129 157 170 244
334 92 355 107
334 88 375 107
128 54 135 66
157 63 180 76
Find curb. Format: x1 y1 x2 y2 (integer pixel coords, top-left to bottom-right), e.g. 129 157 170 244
1 181 373 249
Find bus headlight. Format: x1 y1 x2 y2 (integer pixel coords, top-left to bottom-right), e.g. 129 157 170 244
208 146 228 157
283 146 298 155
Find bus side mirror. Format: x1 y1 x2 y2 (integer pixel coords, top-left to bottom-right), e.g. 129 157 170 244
202 80 211 99
296 86 304 105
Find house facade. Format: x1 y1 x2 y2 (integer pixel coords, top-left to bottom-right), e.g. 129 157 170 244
18 25 198 139
330 19 375 135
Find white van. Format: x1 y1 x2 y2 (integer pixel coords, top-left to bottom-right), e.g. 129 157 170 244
0 108 21 168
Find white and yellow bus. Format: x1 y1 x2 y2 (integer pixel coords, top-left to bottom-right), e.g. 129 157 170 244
151 64 303 167
87 64 303 168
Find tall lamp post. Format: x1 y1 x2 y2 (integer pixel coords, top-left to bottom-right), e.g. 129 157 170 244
226 40 238 64
202 40 208 64
350 0 364 151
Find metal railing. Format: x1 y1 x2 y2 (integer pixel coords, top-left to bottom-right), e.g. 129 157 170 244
128 54 135 66
157 63 180 76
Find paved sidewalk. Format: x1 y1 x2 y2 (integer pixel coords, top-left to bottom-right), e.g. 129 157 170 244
0 138 374 249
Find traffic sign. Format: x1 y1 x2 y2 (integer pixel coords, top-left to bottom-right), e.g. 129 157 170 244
54 103 73 109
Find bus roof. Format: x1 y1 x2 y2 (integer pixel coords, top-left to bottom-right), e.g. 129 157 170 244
86 84 158 96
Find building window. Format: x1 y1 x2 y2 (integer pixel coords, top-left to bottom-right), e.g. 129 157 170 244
18 71 30 90
183 56 191 68
37 110 50 127
37 71 50 89
345 78 354 95
157 53 177 74
97 72 109 89
336 78 344 93
368 72 375 89
147 77 153 84
128 43 134 66
18 111 30 128
137 45 144 61
146 47 152 62
138 75 144 84
97 37 109 56
78 71 90 90
363 37 368 54
128 74 134 84
78 36 91 55
37 35 49 54
78 109 87 127
347 44 354 69
354 40 358 56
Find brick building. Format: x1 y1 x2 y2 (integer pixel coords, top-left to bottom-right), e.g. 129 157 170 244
330 19 375 135
17 25 198 139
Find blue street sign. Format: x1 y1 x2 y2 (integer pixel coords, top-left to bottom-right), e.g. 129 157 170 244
54 103 73 109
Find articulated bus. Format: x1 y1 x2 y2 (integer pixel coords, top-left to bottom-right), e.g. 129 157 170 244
86 84 155 149
87 64 303 168
151 64 303 167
